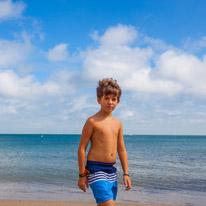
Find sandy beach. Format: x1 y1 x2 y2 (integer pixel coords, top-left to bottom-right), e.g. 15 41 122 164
0 200 185 206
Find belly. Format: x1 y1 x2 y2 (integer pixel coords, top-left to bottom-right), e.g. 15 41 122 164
87 147 117 163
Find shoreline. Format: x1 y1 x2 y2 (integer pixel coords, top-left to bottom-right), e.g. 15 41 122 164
0 199 185 206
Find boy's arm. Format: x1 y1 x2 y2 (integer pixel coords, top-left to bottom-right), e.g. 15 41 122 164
78 118 94 192
117 122 131 191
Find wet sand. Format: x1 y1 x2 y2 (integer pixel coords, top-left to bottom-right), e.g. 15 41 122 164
0 199 185 206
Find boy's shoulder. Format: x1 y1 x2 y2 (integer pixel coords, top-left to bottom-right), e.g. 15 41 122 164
86 115 95 123
86 113 99 124
111 116 122 124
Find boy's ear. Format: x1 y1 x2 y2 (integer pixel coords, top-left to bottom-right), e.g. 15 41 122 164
97 97 101 104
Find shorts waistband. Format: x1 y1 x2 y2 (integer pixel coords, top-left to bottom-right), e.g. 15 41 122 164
86 160 117 174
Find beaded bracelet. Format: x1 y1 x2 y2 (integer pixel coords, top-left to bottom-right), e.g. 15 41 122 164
79 173 87 178
79 169 90 177
123 174 130 177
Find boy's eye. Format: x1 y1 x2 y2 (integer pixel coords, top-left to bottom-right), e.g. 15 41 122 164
112 98 117 101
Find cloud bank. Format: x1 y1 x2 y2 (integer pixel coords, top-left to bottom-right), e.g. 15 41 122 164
84 24 206 98
1 11 206 134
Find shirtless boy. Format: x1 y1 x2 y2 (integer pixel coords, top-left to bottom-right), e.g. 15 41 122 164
78 78 131 206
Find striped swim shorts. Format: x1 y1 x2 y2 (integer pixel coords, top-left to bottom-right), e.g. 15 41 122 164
86 160 118 203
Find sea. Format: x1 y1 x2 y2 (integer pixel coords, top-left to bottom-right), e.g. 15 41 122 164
0 134 206 206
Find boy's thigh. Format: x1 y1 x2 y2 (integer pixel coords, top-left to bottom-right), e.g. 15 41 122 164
97 199 115 206
90 180 117 203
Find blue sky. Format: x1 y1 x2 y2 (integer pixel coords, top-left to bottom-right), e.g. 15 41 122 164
1 0 206 134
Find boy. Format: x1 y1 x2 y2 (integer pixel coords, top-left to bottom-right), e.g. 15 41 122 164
78 78 131 206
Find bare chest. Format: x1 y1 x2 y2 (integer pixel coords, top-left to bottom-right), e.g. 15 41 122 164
93 121 119 139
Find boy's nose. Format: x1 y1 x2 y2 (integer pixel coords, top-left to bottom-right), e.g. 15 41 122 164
108 99 112 104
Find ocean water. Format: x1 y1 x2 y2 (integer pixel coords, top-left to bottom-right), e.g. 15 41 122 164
0 134 206 206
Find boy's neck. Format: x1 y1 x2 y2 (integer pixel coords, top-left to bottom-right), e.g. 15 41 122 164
99 109 113 117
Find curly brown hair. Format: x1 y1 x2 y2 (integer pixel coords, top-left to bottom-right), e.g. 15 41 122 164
96 78 122 101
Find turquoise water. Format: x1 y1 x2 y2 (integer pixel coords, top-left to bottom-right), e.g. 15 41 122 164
0 134 206 205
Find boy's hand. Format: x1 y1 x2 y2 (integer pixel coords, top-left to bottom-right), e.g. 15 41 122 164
124 175 131 191
78 176 88 192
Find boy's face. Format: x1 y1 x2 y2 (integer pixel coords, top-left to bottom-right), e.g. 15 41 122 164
97 94 119 113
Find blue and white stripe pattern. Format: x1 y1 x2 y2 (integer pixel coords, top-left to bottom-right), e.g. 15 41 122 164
87 170 117 184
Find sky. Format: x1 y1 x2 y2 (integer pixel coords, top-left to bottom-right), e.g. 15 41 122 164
1 0 206 135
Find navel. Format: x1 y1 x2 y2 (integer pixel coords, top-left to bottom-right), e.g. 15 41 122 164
111 153 113 156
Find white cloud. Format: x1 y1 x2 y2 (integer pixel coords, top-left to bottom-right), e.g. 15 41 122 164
0 105 17 114
0 0 26 21
122 70 183 96
66 94 98 113
46 43 69 62
99 24 137 47
183 36 206 52
144 36 172 51
84 25 152 79
156 50 206 96
84 44 153 80
18 64 34 75
0 38 32 68
0 70 60 100
48 69 77 96
118 110 134 120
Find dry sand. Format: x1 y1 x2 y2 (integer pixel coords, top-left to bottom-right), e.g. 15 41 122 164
0 200 185 206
